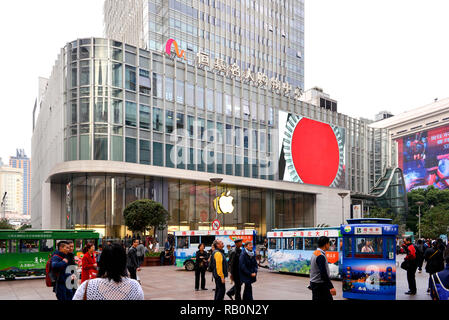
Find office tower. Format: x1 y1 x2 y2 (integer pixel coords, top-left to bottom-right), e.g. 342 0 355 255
9 149 31 215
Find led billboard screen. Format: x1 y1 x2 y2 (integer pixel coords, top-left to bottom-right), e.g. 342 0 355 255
278 111 346 188
397 124 449 191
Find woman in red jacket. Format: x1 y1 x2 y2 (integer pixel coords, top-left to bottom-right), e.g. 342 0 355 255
81 243 97 283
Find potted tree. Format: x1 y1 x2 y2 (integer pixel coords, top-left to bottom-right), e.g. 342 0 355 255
123 199 169 267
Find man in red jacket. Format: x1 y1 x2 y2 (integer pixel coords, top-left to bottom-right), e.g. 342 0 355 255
402 237 417 295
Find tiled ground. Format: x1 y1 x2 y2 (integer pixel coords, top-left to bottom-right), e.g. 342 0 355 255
0 255 432 300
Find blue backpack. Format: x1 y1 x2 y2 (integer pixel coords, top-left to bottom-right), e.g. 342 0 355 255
431 273 449 300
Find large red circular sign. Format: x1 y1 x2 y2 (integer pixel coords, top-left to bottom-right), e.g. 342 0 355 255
290 118 340 186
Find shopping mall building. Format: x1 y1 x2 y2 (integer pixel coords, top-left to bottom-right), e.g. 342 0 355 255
30 35 409 240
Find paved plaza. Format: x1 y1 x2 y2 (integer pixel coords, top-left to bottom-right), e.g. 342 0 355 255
0 255 433 300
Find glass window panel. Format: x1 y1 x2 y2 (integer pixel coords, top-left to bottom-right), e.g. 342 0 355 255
40 239 54 252
188 116 194 137
80 61 90 86
186 83 194 106
196 86 204 109
139 105 151 129
176 80 184 104
112 63 123 87
225 94 232 116
94 46 108 59
166 110 174 133
112 99 123 124
153 142 163 166
166 144 175 168
79 46 90 59
94 98 108 123
153 107 163 132
165 77 174 101
295 238 304 250
177 113 185 131
125 102 137 127
94 135 108 160
140 140 150 165
125 137 137 163
215 91 223 113
111 135 123 161
206 89 214 111
153 73 163 99
355 237 383 258
80 98 90 123
19 240 39 253
112 48 122 61
304 238 319 250
125 65 136 91
235 126 241 147
125 51 136 65
234 96 241 118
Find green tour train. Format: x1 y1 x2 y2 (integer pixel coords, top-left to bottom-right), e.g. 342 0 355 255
0 229 100 280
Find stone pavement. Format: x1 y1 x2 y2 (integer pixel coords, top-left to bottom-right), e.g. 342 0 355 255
0 254 433 300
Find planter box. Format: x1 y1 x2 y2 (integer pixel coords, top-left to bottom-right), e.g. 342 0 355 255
142 256 161 267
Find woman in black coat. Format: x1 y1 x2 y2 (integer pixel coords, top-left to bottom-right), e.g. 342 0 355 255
194 243 209 291
239 241 258 301
424 241 445 292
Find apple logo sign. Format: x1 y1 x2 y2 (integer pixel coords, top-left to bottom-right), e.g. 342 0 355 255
214 191 234 214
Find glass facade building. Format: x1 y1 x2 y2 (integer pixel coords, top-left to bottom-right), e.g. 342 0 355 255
31 37 397 239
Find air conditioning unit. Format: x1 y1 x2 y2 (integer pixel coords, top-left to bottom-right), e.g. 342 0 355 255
296 51 302 58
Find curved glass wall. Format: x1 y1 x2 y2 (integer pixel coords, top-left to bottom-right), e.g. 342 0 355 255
63 174 315 239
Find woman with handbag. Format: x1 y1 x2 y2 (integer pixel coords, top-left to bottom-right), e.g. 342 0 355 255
194 243 209 291
425 241 444 293
81 243 97 283
73 243 144 300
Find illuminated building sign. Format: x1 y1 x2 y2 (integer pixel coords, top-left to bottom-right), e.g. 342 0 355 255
278 111 346 188
397 124 449 191
163 39 303 100
213 191 234 214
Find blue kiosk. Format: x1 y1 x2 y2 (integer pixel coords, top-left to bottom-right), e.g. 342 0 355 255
340 218 398 300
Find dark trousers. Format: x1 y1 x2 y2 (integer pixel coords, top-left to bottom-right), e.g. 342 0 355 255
242 282 253 301
195 268 206 289
214 276 226 300
128 267 137 280
227 278 242 301
406 262 418 293
310 282 333 301
55 282 72 301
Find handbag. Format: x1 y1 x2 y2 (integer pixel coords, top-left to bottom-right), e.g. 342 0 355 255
83 280 90 300
400 260 409 270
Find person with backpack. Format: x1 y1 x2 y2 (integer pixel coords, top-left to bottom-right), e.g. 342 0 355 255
50 241 72 300
210 239 228 300
415 239 425 273
430 246 449 300
239 240 258 301
226 239 243 300
402 237 418 295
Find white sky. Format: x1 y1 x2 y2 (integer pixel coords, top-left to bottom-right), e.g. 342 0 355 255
0 0 448 162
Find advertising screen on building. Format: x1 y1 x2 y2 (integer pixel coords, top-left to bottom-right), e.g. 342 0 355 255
397 124 449 191
278 111 346 188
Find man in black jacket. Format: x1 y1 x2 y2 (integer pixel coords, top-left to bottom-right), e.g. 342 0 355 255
239 241 258 301
226 239 243 300
127 239 141 280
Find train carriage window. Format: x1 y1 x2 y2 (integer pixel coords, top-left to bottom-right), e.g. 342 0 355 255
276 238 282 250
355 237 383 258
328 238 338 252
285 238 295 250
386 238 395 260
177 236 189 249
344 237 352 257
304 238 319 250
8 240 17 253
190 236 200 246
40 239 54 252
201 236 215 247
268 238 277 249
0 240 6 254
20 240 39 253
75 239 83 252
295 238 304 250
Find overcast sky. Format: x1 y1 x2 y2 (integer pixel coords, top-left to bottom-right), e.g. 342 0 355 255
1 0 448 162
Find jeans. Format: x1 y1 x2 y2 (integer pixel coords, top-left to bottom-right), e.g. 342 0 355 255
55 282 72 301
214 276 226 300
195 268 206 289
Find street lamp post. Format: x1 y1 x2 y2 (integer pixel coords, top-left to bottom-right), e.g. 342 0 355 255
416 201 424 240
210 178 223 221
338 193 349 225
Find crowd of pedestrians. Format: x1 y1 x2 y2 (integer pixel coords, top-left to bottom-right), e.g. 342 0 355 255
47 238 146 300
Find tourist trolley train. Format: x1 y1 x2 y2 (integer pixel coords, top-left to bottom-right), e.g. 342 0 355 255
0 229 100 280
267 227 342 279
340 219 398 300
174 229 257 271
